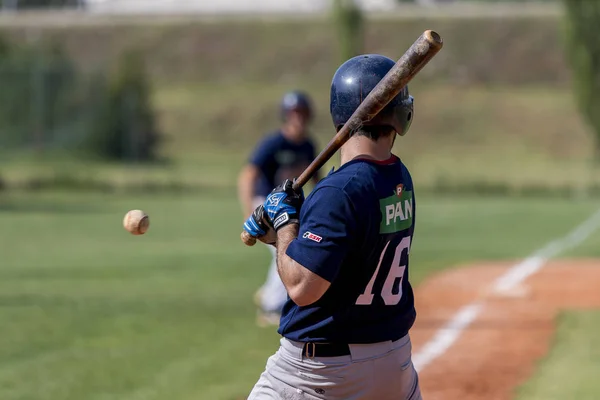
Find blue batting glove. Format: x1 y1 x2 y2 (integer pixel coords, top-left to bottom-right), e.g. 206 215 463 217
263 179 304 231
243 205 269 237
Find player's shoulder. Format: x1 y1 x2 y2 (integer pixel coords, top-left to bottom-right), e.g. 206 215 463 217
310 155 412 200
254 130 284 148
305 160 373 205
328 155 409 183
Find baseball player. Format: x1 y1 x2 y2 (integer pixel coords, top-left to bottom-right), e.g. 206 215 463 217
242 54 420 399
237 91 320 327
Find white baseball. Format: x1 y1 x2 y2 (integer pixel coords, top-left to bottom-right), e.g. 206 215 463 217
123 210 150 235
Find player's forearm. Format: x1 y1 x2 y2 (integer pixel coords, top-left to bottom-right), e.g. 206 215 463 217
276 225 329 306
276 224 300 287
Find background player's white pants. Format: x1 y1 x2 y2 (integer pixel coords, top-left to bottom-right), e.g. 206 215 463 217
248 334 422 400
253 197 288 314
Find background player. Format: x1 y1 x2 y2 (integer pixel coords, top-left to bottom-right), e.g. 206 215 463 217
243 54 420 399
237 90 320 327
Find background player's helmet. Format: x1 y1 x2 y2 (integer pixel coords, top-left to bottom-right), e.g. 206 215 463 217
330 54 414 136
280 90 313 121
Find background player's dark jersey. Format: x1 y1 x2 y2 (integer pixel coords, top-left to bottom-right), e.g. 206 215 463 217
248 130 316 198
281 155 416 344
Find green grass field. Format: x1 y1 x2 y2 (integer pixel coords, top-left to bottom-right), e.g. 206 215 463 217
0 190 598 400
0 9 598 399
516 311 600 400
0 41 597 400
514 226 600 400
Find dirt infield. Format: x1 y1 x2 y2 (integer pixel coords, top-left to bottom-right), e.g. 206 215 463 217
410 259 600 400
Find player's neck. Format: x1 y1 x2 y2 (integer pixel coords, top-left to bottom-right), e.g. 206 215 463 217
340 136 393 165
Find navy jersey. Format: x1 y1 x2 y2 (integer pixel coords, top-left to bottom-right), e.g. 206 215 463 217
249 130 316 198
280 155 416 344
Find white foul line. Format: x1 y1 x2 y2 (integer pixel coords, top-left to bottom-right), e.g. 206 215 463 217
412 208 600 372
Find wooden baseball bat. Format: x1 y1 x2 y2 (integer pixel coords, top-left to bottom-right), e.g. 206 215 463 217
241 29 443 246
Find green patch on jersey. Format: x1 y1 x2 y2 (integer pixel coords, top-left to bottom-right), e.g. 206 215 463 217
380 186 413 234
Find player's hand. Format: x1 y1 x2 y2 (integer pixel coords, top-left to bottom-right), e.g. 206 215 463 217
242 205 276 246
263 179 304 231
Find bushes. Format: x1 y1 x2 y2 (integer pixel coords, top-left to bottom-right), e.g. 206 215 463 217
563 0 600 160
0 33 162 163
84 50 162 162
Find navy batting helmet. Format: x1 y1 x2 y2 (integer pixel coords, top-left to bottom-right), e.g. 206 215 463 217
280 90 313 121
330 54 414 136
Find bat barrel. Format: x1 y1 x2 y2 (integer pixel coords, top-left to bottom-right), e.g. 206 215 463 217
425 30 443 48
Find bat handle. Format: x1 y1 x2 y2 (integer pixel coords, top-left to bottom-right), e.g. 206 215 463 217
292 177 306 192
241 231 257 246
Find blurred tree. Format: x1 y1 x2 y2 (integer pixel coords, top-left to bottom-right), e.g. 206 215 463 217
85 49 162 162
563 0 600 159
332 0 364 62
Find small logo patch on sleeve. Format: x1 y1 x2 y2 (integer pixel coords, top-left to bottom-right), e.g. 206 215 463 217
302 231 323 243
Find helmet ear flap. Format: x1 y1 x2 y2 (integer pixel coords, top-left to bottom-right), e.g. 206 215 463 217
396 95 414 137
366 94 414 136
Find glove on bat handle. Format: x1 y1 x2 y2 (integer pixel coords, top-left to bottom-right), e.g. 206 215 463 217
242 30 444 247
